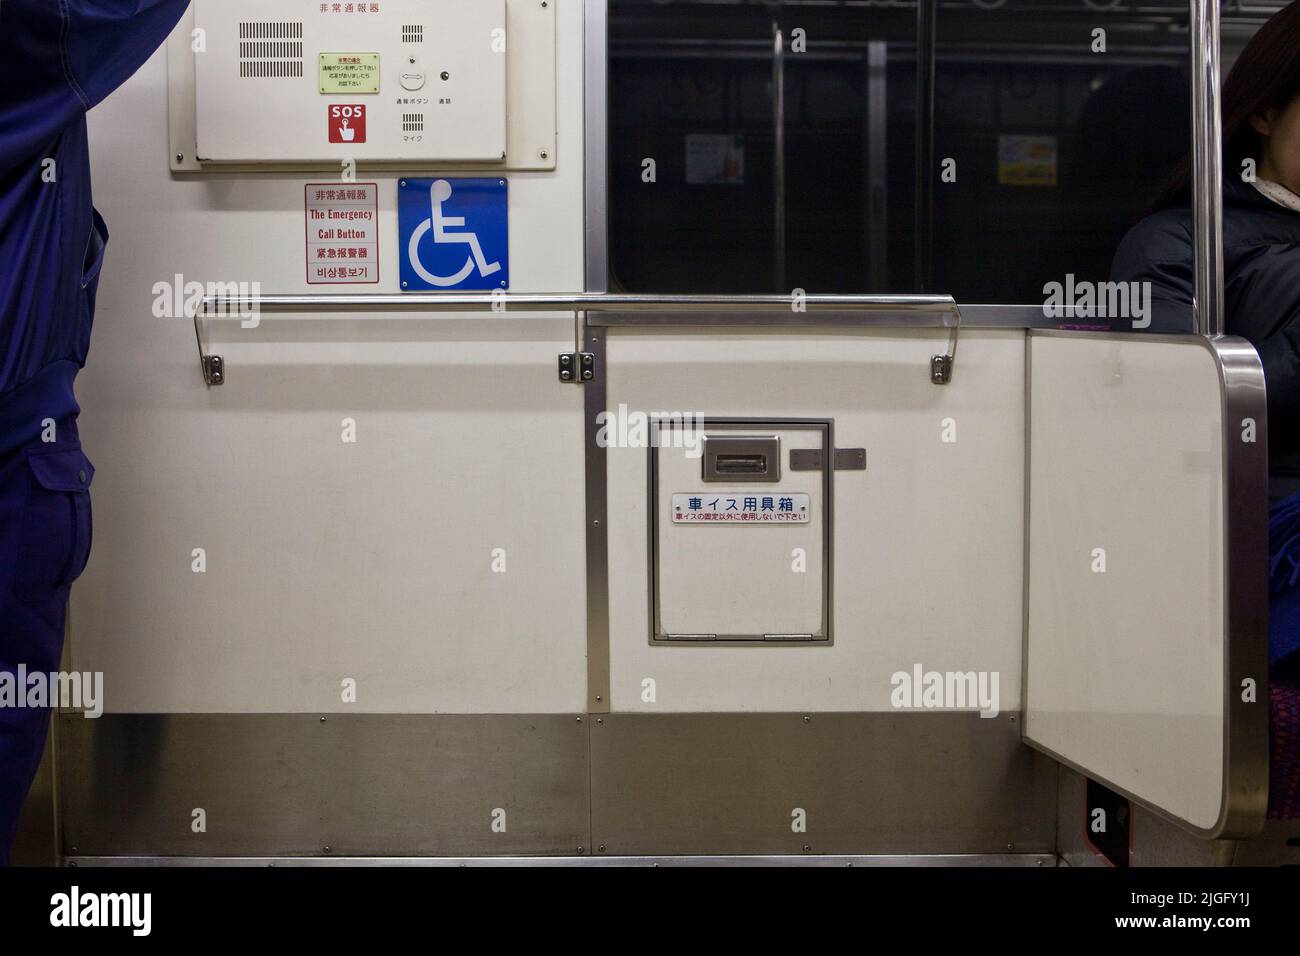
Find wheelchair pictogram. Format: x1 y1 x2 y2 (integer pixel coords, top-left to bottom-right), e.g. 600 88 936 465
398 177 509 291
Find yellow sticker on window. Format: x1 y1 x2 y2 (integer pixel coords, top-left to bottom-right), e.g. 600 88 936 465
319 53 380 94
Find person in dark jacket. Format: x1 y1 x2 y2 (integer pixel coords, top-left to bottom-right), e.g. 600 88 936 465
0 1 191 865
1112 0 1300 817
1112 1 1300 504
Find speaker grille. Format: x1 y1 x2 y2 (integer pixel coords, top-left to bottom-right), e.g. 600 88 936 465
238 22 304 78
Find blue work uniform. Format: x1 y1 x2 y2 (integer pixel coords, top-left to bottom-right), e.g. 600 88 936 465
0 0 189 864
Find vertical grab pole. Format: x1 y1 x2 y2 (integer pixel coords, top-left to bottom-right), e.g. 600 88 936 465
914 0 936 293
1190 0 1224 336
1191 1 1270 836
772 22 787 293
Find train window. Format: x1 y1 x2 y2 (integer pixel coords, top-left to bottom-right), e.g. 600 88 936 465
930 2 1190 304
607 0 1209 309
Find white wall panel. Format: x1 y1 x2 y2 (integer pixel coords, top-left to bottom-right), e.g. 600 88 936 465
605 330 1026 713
72 2 587 714
1025 334 1225 831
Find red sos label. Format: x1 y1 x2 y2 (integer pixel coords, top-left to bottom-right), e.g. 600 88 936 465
328 104 367 144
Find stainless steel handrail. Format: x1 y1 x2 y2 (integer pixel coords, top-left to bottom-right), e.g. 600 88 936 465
194 292 963 387
199 292 958 314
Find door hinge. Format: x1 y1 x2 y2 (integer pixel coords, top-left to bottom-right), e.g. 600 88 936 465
558 351 595 383
788 448 867 472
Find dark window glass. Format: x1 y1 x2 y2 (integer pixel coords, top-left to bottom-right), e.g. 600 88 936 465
930 4 1190 303
605 0 1232 307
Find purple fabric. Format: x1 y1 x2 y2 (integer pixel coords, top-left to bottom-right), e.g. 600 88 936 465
1270 679 1300 820
1269 491 1300 671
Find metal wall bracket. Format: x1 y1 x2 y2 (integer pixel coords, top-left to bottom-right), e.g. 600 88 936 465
193 313 224 387
931 303 961 384
202 355 225 387
559 351 595 383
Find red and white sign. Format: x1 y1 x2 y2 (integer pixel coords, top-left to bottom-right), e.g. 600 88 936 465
327 104 367 144
304 183 379 285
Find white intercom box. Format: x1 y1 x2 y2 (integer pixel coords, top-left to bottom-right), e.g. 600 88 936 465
192 0 508 163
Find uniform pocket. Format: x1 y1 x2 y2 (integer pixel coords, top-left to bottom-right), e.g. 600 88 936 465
82 208 108 290
15 444 94 604
81 209 110 321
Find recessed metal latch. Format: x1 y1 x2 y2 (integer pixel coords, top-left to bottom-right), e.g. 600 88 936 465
789 448 867 472
558 351 594 383
703 435 780 483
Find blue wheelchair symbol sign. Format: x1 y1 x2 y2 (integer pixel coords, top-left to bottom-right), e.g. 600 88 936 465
398 178 508 290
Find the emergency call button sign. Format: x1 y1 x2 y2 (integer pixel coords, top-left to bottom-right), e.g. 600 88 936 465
328 105 367 144
319 53 380 94
305 183 379 285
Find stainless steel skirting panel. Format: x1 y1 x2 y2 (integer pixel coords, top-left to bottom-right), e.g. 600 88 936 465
1054 766 1300 868
1058 760 1237 867
59 712 1056 860
1054 766 1108 868
58 714 591 858
589 712 1057 857
66 853 1055 867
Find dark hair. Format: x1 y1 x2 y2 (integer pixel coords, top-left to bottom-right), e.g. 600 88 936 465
1154 0 1300 209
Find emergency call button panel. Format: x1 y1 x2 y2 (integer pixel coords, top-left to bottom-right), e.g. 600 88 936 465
193 0 507 163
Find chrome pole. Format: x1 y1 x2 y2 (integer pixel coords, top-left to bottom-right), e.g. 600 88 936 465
772 22 787 293
1190 0 1224 336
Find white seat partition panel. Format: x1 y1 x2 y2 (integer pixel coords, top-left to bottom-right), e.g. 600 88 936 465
1024 332 1269 838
